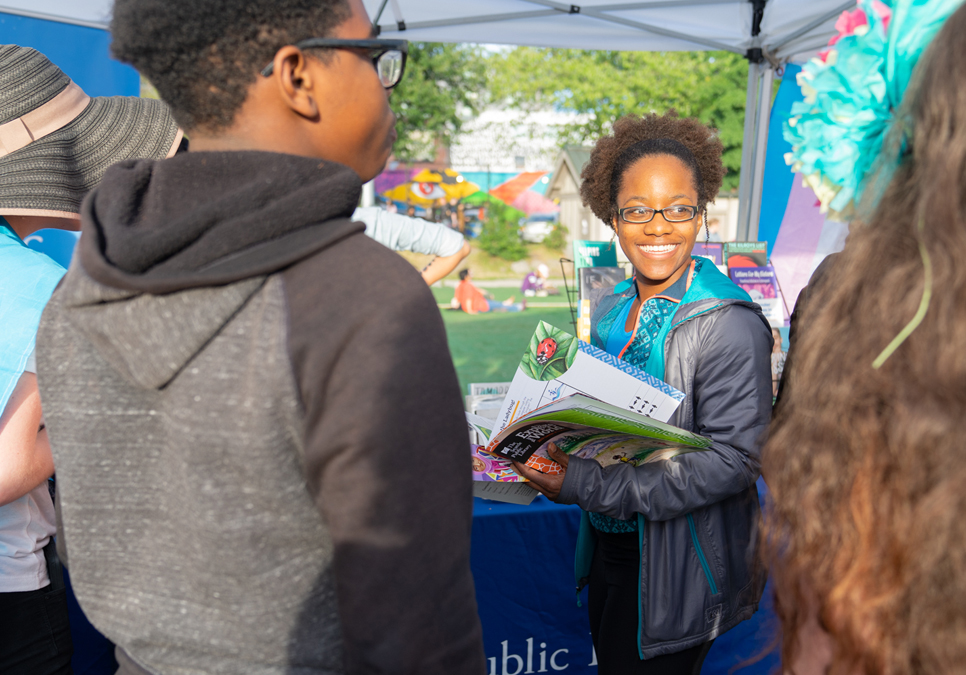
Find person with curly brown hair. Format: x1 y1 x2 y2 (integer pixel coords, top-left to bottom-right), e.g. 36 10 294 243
514 111 773 674
763 3 966 673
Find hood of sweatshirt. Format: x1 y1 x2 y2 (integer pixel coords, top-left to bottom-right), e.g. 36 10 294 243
62 151 364 390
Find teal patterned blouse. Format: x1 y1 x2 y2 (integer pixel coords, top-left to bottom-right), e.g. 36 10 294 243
587 261 696 533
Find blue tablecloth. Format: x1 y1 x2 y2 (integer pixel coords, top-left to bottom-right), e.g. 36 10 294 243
69 489 780 674
472 496 595 674
470 484 781 675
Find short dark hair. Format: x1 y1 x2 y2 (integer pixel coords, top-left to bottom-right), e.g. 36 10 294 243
110 0 352 132
459 269 470 281
580 111 725 228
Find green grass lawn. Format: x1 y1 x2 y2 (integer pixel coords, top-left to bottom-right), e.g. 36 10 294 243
431 286 569 307
440 305 576 395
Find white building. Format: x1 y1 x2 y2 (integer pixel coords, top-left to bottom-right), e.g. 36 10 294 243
449 108 580 174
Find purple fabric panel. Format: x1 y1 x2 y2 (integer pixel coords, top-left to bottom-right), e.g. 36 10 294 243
770 175 827 314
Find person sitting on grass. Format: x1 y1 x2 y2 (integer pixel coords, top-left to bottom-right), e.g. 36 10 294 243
453 268 525 313
521 263 560 297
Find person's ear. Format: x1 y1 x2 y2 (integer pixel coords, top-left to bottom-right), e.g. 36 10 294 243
269 46 320 120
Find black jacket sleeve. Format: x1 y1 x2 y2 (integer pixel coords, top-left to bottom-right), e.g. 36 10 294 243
283 233 485 675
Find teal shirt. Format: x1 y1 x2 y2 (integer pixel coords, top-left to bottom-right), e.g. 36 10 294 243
0 219 66 416
589 266 692 533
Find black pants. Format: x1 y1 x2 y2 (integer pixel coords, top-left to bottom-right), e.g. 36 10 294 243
0 542 74 675
588 530 713 675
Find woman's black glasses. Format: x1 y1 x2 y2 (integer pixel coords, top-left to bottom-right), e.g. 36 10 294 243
260 38 408 89
618 205 698 224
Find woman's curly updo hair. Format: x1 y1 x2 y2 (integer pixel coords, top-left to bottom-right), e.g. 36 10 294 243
580 111 725 229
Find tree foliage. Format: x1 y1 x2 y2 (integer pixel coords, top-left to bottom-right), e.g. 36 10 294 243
476 200 528 261
391 43 488 161
543 223 568 252
490 49 748 192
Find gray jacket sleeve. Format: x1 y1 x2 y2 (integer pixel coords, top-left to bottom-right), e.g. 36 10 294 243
558 304 773 522
283 234 485 674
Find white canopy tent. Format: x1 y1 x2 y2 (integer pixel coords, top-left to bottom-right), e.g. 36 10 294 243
0 0 851 239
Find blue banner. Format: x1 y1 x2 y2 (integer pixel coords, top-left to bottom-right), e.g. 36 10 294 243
0 13 139 97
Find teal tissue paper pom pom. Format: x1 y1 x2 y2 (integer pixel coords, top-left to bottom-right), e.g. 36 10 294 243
783 0 963 221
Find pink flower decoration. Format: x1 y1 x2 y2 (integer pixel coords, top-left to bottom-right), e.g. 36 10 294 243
831 6 869 45
872 0 891 32
818 7 866 61
817 2 890 63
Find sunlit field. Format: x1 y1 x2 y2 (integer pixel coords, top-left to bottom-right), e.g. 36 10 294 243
435 292 574 394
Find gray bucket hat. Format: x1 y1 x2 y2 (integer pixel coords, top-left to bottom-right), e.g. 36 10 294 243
0 44 182 219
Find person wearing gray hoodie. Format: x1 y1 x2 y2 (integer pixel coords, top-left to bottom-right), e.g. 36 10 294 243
35 1 485 674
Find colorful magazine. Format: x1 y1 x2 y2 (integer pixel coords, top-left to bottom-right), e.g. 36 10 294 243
572 239 619 269
467 413 538 505
484 394 710 476
724 241 768 268
471 322 699 505
467 392 710 506
730 264 784 326
692 242 723 265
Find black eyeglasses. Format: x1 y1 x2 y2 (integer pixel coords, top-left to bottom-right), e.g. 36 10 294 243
618 205 698 224
260 38 409 89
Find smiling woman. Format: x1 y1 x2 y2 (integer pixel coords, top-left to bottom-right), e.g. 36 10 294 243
613 153 702 301
581 114 724 300
514 112 773 675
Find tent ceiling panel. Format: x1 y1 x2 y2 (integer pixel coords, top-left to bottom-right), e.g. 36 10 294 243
364 0 843 61
761 0 852 60
0 0 845 63
371 12 742 52
0 1 111 29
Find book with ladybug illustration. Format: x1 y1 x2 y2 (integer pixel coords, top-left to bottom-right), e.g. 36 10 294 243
492 322 684 440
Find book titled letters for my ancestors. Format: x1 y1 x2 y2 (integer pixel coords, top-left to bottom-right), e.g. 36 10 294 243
470 322 711 504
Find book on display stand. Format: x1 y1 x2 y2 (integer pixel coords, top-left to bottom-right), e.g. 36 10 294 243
576 266 625 343
724 242 785 327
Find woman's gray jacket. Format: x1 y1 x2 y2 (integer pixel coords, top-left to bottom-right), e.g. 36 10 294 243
558 268 773 660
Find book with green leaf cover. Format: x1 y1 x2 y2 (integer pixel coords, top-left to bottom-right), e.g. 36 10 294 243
492 321 685 437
